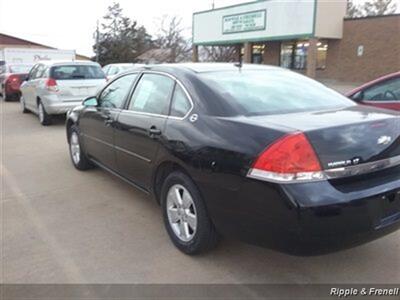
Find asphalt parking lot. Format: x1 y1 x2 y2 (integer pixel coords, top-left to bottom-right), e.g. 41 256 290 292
1 99 400 284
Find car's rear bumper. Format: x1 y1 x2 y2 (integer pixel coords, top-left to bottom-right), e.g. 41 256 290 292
199 166 400 255
43 99 83 115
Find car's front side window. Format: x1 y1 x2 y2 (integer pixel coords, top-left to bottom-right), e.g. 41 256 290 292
28 64 40 80
128 73 175 115
363 78 400 101
98 73 138 109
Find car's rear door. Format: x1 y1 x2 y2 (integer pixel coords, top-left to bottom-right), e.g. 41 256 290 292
358 77 400 111
114 72 175 190
79 73 138 171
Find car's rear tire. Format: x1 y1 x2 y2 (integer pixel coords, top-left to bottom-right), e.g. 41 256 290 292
68 125 93 170
4 93 11 102
20 97 29 113
38 101 51 125
161 171 219 255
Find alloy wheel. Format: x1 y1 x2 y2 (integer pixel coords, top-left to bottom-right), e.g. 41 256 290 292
166 184 198 242
38 103 45 123
70 131 81 165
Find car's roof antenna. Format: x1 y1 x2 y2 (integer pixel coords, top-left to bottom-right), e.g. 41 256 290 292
234 55 243 72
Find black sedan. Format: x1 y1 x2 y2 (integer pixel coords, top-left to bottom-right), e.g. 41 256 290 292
66 63 400 255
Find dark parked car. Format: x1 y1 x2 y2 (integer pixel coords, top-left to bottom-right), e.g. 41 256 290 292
347 71 400 111
66 64 400 255
0 63 33 101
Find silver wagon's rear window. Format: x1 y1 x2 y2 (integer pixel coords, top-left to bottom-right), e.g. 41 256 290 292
51 65 105 80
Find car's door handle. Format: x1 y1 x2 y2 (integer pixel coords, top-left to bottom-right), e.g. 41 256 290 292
104 116 114 126
149 126 162 137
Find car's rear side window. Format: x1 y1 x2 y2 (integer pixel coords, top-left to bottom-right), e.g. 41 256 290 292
199 70 355 116
170 84 192 118
50 65 105 80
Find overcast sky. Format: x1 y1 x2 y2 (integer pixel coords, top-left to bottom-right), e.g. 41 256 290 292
0 0 392 57
0 0 246 56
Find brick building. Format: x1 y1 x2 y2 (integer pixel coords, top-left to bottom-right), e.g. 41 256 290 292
192 0 400 83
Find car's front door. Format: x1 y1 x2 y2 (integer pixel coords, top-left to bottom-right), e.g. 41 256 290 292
79 73 138 170
357 77 400 111
114 73 175 190
21 64 42 110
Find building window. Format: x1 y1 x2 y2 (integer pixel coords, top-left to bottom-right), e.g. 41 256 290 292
280 40 328 70
252 44 265 64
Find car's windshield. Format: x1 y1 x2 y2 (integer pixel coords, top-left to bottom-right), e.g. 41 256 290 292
9 64 33 74
50 65 105 80
199 70 355 116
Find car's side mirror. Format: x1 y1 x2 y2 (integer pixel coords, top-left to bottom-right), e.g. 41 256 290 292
83 96 98 107
351 91 364 102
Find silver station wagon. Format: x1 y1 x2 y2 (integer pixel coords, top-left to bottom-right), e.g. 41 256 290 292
20 61 106 125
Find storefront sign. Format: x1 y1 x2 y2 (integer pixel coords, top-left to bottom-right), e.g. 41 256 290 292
223 10 266 34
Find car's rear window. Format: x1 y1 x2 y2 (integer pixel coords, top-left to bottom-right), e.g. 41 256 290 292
199 70 355 116
50 65 105 80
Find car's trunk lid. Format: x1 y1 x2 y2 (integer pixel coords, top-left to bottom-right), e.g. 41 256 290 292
56 79 105 101
247 105 400 171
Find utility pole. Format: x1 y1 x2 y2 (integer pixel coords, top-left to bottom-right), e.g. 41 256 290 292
212 0 215 9
95 20 100 63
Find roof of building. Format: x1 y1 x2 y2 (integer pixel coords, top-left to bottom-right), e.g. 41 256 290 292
136 48 172 63
344 13 400 21
0 32 92 61
0 33 56 48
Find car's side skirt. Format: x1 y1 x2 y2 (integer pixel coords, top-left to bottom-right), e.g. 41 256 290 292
89 157 151 195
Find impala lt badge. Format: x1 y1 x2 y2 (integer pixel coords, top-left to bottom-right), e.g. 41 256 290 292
377 136 392 145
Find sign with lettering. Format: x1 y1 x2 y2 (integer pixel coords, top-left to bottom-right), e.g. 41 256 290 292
223 10 266 34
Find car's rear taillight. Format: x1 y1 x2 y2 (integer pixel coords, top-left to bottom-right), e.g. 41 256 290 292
247 132 326 183
6 75 21 89
46 78 59 92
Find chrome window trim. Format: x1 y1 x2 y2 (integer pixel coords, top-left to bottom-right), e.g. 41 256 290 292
362 100 400 104
123 70 194 121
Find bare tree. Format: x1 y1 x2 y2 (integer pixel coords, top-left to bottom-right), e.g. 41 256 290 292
154 15 191 63
346 0 363 17
347 0 397 18
93 2 152 65
201 46 240 62
362 0 397 16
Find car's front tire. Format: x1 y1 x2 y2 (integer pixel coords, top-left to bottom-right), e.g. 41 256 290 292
68 125 93 170
161 171 219 255
38 101 52 125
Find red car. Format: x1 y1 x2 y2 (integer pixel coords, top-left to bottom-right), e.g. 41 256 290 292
0 63 33 101
346 71 400 111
